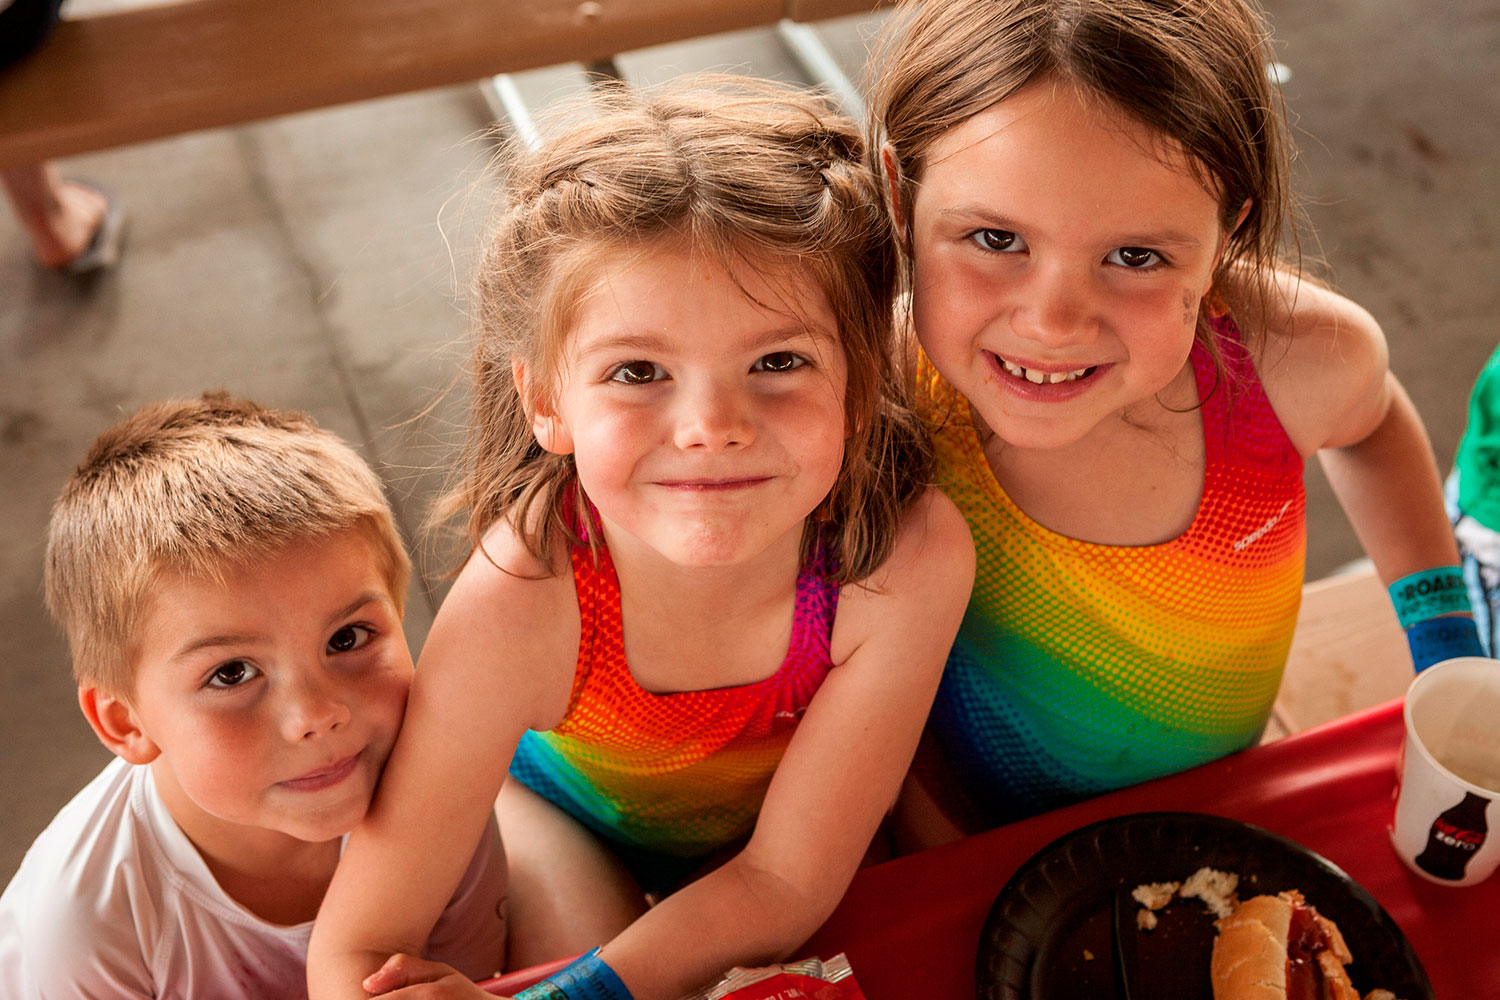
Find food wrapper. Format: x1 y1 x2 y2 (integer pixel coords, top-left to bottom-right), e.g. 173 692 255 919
681 953 867 1000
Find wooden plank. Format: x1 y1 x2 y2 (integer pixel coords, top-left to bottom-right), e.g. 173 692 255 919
784 0 892 21
0 0 803 166
1274 566 1412 734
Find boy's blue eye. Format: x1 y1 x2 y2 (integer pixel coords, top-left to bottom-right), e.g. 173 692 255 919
206 660 259 689
609 361 667 384
327 625 372 654
1108 246 1162 268
972 229 1025 253
752 352 805 373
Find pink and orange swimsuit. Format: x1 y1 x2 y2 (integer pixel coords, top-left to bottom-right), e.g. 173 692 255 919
509 535 838 876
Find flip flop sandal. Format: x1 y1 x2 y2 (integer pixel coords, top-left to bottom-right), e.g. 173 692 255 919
60 181 126 275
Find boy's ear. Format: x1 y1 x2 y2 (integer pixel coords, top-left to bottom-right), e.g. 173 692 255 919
79 686 161 765
880 143 907 235
512 359 574 456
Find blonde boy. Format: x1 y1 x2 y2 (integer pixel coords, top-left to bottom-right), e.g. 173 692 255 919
0 393 505 997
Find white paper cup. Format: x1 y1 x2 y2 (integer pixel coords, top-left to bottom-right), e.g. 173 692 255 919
1389 656 1500 886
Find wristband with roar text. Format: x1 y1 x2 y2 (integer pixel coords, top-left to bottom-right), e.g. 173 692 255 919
1388 567 1471 629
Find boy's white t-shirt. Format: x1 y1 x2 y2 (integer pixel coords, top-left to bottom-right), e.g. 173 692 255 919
0 757 506 998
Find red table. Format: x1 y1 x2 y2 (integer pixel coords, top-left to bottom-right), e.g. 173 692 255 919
799 698 1495 999
487 699 1495 998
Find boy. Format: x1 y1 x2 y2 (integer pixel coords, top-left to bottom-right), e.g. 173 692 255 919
0 392 506 997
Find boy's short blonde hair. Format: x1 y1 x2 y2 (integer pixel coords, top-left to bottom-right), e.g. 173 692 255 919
44 392 410 696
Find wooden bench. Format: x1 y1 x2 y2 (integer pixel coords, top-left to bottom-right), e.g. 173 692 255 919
1272 564 1411 736
0 0 888 169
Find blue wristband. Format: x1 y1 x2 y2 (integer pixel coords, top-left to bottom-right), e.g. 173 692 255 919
512 949 634 1000
512 979 568 1000
1406 614 1486 672
1388 567 1471 629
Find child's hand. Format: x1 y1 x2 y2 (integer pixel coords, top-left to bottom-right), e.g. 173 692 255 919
362 952 493 998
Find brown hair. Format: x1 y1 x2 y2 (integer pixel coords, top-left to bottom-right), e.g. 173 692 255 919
870 0 1296 349
45 391 410 695
449 74 930 583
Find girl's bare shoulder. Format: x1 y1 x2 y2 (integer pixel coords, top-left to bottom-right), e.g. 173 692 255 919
1235 268 1390 454
421 518 581 727
839 487 974 614
438 518 574 619
829 486 973 683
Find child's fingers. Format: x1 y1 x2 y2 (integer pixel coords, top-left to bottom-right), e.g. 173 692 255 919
362 952 466 995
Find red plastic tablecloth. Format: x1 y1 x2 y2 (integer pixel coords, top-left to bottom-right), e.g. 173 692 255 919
485 699 1494 999
799 698 1495 1000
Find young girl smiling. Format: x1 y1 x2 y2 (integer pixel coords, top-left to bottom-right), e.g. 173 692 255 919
870 0 1482 844
307 76 973 1000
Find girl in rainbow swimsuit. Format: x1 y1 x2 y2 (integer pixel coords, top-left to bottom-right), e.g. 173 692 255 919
868 0 1485 845
307 77 974 1000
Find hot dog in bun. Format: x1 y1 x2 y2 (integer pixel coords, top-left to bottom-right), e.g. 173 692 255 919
1210 891 1359 1000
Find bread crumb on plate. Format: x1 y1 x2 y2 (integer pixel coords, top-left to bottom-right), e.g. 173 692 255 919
1179 866 1239 919
1131 881 1180 910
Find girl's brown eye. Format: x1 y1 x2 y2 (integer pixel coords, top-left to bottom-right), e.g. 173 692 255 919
754 352 804 373
1111 246 1161 268
978 229 1016 251
971 229 1025 253
611 361 664 384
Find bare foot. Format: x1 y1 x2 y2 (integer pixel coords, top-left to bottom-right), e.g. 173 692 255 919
2 167 112 269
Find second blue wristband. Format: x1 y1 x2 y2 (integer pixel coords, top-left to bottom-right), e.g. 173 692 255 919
1406 615 1486 672
513 948 634 1000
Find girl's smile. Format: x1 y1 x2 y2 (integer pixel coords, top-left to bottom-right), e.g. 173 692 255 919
908 77 1230 454
653 476 774 491
986 351 1107 400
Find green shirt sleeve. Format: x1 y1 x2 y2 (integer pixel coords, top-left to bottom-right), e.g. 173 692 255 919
1454 343 1500 528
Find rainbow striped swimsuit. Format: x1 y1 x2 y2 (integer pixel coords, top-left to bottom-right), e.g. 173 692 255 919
509 538 838 861
916 312 1306 829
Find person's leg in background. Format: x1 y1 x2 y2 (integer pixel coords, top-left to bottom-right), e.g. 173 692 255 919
1 165 116 271
1 0 125 273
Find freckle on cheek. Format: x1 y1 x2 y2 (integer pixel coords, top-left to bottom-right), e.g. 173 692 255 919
1182 290 1196 327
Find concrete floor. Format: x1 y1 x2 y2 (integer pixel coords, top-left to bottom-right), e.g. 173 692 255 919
3 0 1498 884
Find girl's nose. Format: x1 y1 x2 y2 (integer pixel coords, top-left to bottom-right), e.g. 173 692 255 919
282 671 352 742
1011 265 1097 347
673 384 754 451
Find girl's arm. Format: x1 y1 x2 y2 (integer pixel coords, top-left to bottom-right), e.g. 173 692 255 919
307 534 579 1000
583 488 975 1000
1256 274 1460 582
1317 375 1460 581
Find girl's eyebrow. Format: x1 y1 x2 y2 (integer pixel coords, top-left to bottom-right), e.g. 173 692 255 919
572 331 671 357
744 321 840 350
1107 230 1204 251
933 202 1022 227
575 321 836 357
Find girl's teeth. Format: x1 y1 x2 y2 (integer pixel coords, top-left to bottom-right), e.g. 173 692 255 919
1001 358 1092 384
